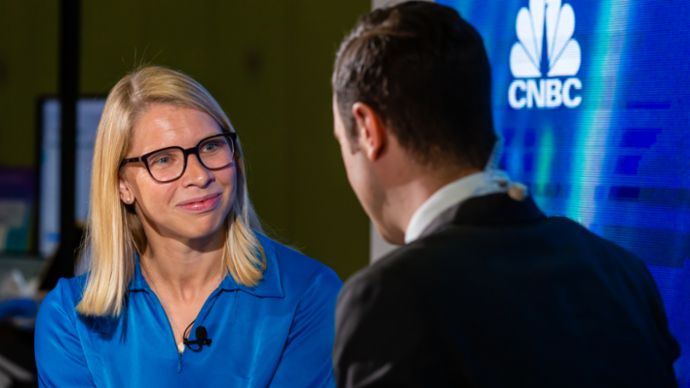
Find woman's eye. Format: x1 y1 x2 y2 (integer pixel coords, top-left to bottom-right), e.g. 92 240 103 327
150 153 176 166
202 140 223 152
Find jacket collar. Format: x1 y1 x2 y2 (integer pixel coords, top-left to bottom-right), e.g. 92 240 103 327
419 193 547 239
128 233 284 298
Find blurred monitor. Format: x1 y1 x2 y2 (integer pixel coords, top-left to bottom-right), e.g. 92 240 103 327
0 167 34 255
37 97 105 258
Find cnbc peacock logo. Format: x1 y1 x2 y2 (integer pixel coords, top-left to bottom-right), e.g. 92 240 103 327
508 0 583 109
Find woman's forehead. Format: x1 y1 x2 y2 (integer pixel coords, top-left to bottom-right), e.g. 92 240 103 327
129 103 222 152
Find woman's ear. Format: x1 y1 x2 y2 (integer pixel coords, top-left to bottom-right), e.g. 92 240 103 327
352 102 387 161
118 175 135 205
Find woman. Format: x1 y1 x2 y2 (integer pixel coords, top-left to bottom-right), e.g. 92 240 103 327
35 66 341 387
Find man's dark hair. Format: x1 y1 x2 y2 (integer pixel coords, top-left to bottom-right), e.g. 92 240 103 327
332 1 497 168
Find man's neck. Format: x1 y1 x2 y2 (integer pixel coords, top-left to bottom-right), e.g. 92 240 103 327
382 165 480 244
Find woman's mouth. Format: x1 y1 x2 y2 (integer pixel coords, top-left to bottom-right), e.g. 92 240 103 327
177 193 222 213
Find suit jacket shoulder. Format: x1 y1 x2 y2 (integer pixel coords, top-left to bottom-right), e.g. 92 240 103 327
334 194 679 387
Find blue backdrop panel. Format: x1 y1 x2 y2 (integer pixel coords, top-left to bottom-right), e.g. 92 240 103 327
438 0 690 384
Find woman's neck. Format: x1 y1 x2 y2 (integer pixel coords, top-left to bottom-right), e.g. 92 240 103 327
140 236 225 302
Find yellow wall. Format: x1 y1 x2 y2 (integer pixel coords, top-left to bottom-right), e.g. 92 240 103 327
0 0 370 280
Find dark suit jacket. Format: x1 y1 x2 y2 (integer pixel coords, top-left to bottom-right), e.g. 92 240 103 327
334 193 679 387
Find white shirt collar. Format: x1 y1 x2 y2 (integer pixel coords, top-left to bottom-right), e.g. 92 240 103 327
404 170 513 243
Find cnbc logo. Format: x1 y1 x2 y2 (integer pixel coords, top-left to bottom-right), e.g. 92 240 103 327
508 0 582 109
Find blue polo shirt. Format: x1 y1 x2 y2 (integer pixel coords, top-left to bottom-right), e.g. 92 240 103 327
35 234 342 387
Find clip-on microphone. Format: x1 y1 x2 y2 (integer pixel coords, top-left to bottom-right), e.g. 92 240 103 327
183 323 212 352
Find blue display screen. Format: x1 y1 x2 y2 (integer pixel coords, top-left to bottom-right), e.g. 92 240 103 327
438 0 690 381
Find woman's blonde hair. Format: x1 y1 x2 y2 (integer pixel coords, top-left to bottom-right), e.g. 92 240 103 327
76 66 265 317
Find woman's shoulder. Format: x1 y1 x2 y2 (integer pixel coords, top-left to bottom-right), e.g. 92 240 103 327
41 274 88 310
36 274 89 342
256 233 342 294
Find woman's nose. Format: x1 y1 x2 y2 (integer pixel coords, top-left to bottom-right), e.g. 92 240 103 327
181 153 214 187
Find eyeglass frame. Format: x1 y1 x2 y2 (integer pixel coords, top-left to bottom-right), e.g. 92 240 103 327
119 132 238 183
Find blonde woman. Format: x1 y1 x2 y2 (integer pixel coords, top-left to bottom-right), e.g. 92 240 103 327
35 66 341 387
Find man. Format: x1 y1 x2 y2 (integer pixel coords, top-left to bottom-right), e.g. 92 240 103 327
331 2 679 387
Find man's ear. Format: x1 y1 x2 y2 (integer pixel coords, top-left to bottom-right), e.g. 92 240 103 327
118 175 135 205
352 102 386 161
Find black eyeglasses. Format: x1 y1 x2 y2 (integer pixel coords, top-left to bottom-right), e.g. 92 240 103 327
120 133 237 183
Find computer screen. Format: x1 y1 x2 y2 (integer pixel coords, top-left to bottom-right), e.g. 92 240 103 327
38 97 105 258
437 0 689 381
0 167 34 255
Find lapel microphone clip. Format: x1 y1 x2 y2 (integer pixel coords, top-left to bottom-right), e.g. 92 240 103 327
183 324 212 352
